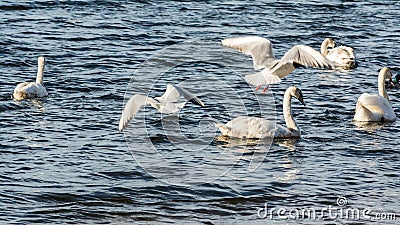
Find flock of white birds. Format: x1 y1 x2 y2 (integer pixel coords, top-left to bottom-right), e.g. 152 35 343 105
12 36 397 140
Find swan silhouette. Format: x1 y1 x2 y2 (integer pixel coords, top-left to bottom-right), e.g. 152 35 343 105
353 67 396 122
215 86 305 139
13 56 48 100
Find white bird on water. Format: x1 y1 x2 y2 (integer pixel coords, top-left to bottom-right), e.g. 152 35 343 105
320 38 357 69
353 67 396 122
221 36 335 92
215 86 306 139
119 84 205 131
13 56 48 100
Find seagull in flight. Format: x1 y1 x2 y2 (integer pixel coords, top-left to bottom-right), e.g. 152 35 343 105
119 84 205 131
221 36 335 92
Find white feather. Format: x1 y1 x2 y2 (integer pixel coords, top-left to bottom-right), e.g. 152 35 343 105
222 36 334 86
119 85 204 131
353 68 396 122
13 56 48 100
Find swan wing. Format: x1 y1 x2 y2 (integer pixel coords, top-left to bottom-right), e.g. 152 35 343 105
119 94 158 131
354 94 396 122
279 45 335 69
221 36 275 70
220 116 277 139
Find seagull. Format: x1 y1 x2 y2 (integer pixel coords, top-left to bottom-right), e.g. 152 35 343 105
119 84 205 131
13 56 48 100
221 36 335 92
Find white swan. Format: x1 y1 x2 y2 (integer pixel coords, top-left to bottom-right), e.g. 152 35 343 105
119 84 205 131
354 67 396 122
321 38 357 69
215 86 305 139
221 36 334 92
13 56 48 100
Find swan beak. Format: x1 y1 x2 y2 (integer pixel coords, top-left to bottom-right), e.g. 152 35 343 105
298 97 306 106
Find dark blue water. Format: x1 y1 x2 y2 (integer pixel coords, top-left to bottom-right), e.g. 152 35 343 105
1 1 399 224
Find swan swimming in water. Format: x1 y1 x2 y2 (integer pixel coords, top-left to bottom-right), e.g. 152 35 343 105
353 67 396 122
13 56 48 100
221 36 334 92
119 84 205 131
215 86 306 139
320 38 357 69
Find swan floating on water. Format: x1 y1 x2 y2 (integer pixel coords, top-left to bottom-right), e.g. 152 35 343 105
221 36 334 92
320 38 357 69
215 86 306 139
353 67 396 122
13 56 48 100
119 84 205 131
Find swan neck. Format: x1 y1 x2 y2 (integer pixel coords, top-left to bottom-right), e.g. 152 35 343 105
283 91 299 131
378 70 389 102
321 39 329 56
36 58 45 84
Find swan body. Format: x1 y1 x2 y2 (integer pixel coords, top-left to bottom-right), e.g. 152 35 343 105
215 86 305 139
119 84 205 131
221 36 334 88
354 67 396 122
321 38 357 69
13 56 48 100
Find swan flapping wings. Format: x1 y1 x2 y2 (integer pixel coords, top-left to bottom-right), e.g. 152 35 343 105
221 36 335 86
119 84 205 131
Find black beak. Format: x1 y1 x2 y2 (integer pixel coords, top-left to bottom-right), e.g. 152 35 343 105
299 96 306 106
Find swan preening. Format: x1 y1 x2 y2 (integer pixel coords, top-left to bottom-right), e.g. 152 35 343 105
215 86 305 139
321 38 357 69
354 67 396 122
13 56 48 100
221 36 335 92
119 84 205 131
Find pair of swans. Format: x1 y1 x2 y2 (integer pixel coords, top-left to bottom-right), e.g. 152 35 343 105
13 56 48 100
215 67 396 139
221 36 357 92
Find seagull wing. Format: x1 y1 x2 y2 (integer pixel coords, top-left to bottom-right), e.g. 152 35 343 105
119 94 158 131
157 84 181 102
221 36 275 70
279 45 335 69
173 85 205 107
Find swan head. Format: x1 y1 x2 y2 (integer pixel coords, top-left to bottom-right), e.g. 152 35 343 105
323 38 336 49
38 56 45 65
289 86 306 106
379 67 392 80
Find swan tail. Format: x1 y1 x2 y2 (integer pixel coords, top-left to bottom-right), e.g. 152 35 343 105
215 123 231 136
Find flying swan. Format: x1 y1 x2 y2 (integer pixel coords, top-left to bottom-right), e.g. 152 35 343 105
320 38 357 69
221 36 335 92
119 84 205 131
13 56 48 100
215 86 306 139
353 67 396 122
